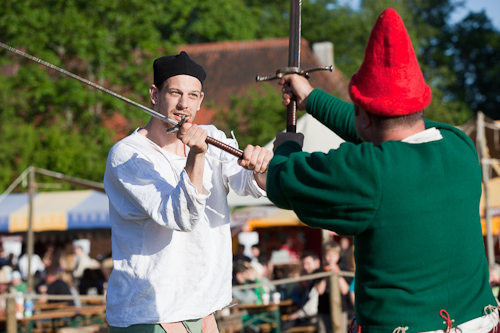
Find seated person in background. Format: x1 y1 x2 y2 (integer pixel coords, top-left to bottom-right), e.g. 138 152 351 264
11 271 27 294
233 244 251 265
250 256 276 297
43 267 75 306
72 243 100 283
251 244 262 263
232 261 258 304
79 268 106 295
489 264 500 305
283 251 323 330
18 250 45 281
0 269 11 332
280 231 303 264
0 245 9 269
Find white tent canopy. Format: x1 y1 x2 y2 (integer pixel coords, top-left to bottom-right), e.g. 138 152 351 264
228 113 344 207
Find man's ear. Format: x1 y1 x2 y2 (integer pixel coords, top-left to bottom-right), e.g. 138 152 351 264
149 85 159 105
359 108 372 129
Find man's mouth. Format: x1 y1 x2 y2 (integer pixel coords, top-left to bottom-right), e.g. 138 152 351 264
172 113 188 122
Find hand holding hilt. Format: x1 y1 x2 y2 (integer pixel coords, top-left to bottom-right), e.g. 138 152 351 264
256 65 333 82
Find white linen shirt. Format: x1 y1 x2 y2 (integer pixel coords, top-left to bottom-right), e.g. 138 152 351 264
104 125 266 327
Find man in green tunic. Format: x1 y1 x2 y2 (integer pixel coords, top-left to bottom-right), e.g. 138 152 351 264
268 8 498 333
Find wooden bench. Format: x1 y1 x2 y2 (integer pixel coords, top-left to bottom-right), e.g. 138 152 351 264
289 326 316 333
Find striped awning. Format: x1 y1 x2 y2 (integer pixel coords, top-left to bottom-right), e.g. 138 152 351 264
246 209 306 231
0 190 109 233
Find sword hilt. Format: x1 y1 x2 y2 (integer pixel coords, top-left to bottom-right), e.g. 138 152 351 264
165 115 188 134
255 65 333 82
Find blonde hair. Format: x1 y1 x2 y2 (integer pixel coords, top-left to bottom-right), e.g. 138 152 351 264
323 241 340 254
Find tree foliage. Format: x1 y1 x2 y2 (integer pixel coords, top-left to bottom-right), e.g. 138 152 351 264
444 12 500 119
0 0 498 191
214 84 305 148
0 0 167 190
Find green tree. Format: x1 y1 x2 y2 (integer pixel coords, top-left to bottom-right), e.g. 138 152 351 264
309 0 477 124
445 12 500 119
0 0 498 192
213 84 304 148
0 0 172 190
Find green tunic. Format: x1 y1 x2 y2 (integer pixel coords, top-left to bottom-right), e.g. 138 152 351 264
267 89 496 332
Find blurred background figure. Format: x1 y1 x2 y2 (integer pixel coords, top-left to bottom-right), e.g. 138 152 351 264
43 267 75 306
489 264 500 304
18 244 45 281
232 261 257 305
280 230 303 264
11 271 27 294
0 245 9 269
283 250 323 331
233 244 251 265
338 237 355 272
79 268 106 296
72 240 99 285
316 241 352 333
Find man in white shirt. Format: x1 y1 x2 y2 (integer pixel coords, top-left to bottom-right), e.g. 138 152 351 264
18 252 45 280
104 51 272 333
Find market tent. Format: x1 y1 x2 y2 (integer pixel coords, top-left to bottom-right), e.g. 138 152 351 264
0 190 109 233
246 209 306 231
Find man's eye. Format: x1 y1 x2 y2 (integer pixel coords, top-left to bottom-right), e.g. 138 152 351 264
189 93 200 99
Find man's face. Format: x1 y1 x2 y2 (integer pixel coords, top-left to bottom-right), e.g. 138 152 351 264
325 250 340 266
74 246 83 256
302 256 319 274
152 75 204 129
0 283 8 293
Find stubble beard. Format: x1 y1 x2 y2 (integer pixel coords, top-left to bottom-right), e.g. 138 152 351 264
160 106 178 131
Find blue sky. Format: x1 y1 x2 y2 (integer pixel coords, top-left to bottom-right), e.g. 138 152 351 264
450 0 500 28
338 0 500 29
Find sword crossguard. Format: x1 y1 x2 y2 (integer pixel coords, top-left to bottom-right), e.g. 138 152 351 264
165 115 187 134
256 65 333 82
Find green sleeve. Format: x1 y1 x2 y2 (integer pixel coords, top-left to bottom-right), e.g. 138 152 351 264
267 140 380 235
307 89 361 144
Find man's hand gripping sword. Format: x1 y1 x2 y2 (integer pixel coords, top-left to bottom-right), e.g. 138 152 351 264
256 0 333 133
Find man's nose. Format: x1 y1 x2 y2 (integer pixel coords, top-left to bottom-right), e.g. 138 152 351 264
177 94 189 109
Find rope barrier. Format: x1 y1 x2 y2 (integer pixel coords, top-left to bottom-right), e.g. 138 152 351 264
232 269 354 291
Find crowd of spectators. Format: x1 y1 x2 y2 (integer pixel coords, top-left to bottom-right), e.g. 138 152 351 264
0 240 109 312
231 236 357 333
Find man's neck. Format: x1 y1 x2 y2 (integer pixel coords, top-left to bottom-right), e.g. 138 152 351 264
373 122 426 146
139 119 186 156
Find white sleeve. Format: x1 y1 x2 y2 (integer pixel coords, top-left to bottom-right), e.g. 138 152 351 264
298 286 319 318
205 126 266 198
104 141 209 232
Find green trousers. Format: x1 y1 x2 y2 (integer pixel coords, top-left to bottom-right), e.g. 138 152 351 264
108 318 204 333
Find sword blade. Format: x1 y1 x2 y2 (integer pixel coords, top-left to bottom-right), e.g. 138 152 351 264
0 41 177 127
287 0 302 133
0 42 244 158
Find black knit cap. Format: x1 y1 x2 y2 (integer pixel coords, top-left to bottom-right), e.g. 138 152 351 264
153 51 206 87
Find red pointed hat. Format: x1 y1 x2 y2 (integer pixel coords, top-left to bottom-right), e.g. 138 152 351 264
349 8 431 116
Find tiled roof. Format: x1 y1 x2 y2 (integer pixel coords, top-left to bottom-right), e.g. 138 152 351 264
179 38 350 125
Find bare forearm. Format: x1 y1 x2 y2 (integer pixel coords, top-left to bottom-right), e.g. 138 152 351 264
185 152 206 193
253 172 267 191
